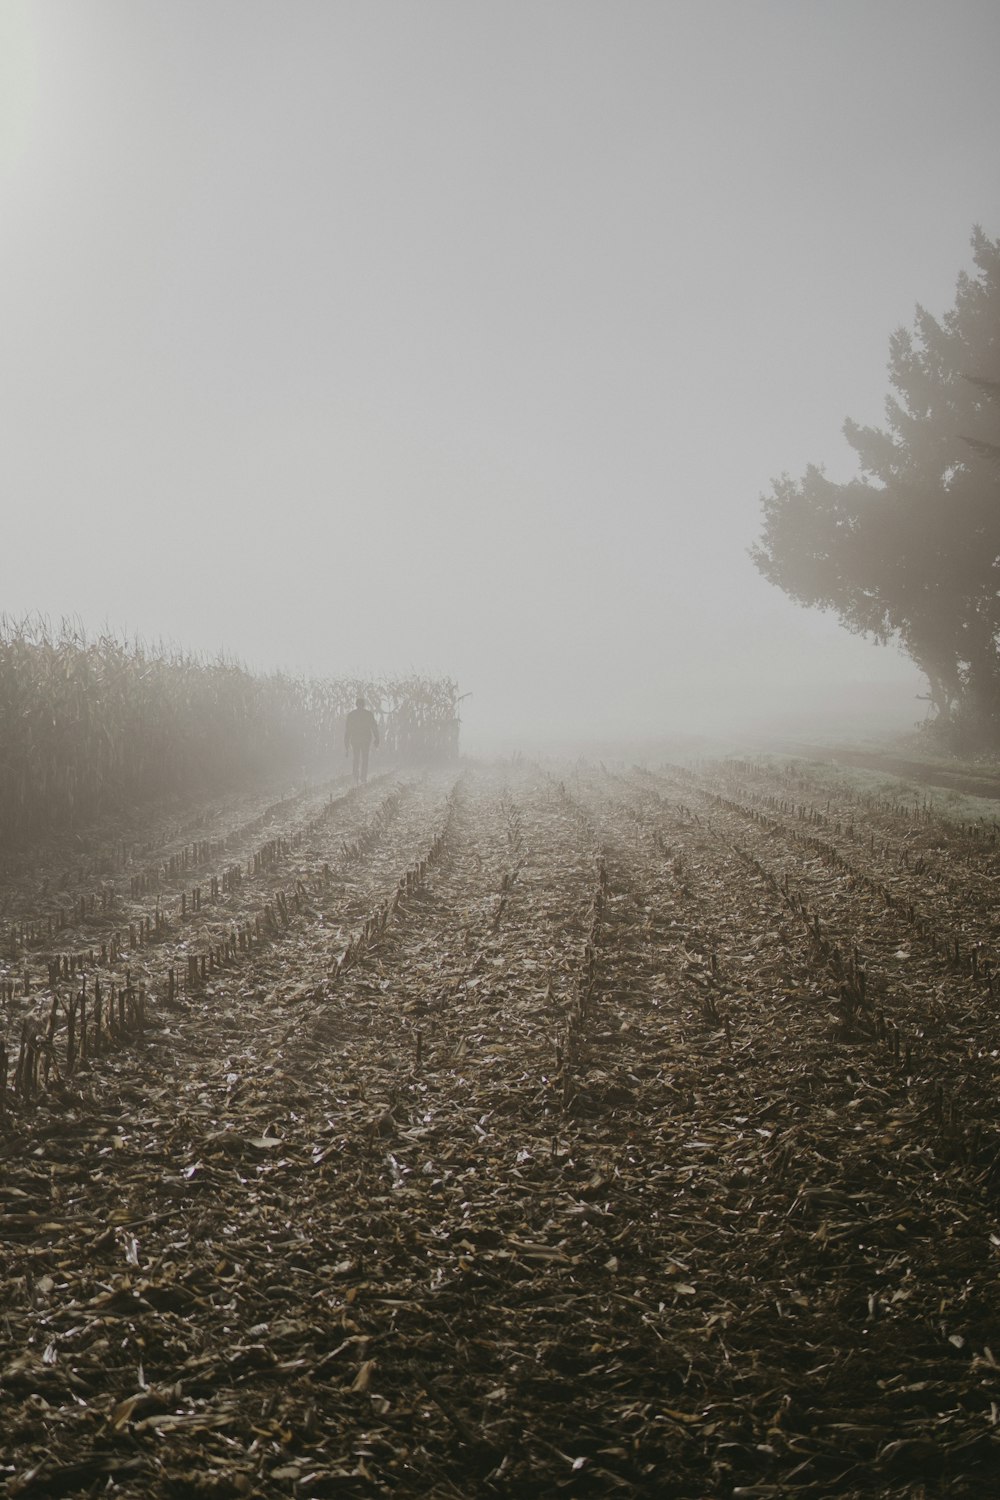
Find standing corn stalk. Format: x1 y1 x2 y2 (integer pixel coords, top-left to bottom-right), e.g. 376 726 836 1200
0 618 461 842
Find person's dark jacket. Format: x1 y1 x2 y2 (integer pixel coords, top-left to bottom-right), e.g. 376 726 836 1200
345 707 379 748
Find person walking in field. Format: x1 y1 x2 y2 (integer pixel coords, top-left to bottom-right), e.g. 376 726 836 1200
345 695 379 784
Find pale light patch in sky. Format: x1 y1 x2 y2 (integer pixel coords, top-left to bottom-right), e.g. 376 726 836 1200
2 1 998 748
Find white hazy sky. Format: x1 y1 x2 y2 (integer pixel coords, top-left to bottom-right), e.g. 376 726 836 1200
2 1 998 747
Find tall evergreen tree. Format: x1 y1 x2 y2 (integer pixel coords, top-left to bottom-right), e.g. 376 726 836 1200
752 229 1000 744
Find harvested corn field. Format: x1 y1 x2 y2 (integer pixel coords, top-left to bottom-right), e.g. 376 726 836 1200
1 756 999 1498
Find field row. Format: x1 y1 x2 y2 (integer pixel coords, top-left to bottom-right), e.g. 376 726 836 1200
0 758 997 1496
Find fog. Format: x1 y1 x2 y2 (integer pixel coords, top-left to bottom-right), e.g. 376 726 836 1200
2 1 998 754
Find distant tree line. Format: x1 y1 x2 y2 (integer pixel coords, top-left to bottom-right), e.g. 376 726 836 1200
752 228 1000 749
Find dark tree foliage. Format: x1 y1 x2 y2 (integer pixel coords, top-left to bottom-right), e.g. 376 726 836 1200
752 229 1000 746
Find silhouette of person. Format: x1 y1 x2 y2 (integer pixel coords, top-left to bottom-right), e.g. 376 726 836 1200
345 695 379 784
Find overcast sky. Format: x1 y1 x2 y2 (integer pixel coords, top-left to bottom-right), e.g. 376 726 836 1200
2 1 998 747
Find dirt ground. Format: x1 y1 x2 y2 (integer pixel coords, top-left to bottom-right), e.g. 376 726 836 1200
1 758 998 1497
788 746 1000 803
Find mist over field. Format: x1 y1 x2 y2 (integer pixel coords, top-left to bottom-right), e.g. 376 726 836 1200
5 12 1000 1489
2 0 998 751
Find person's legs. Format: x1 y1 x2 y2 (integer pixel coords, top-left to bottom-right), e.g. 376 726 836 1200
360 744 370 784
352 743 362 782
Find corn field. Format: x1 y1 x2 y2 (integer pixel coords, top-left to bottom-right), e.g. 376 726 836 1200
0 618 461 841
2 751 999 1495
